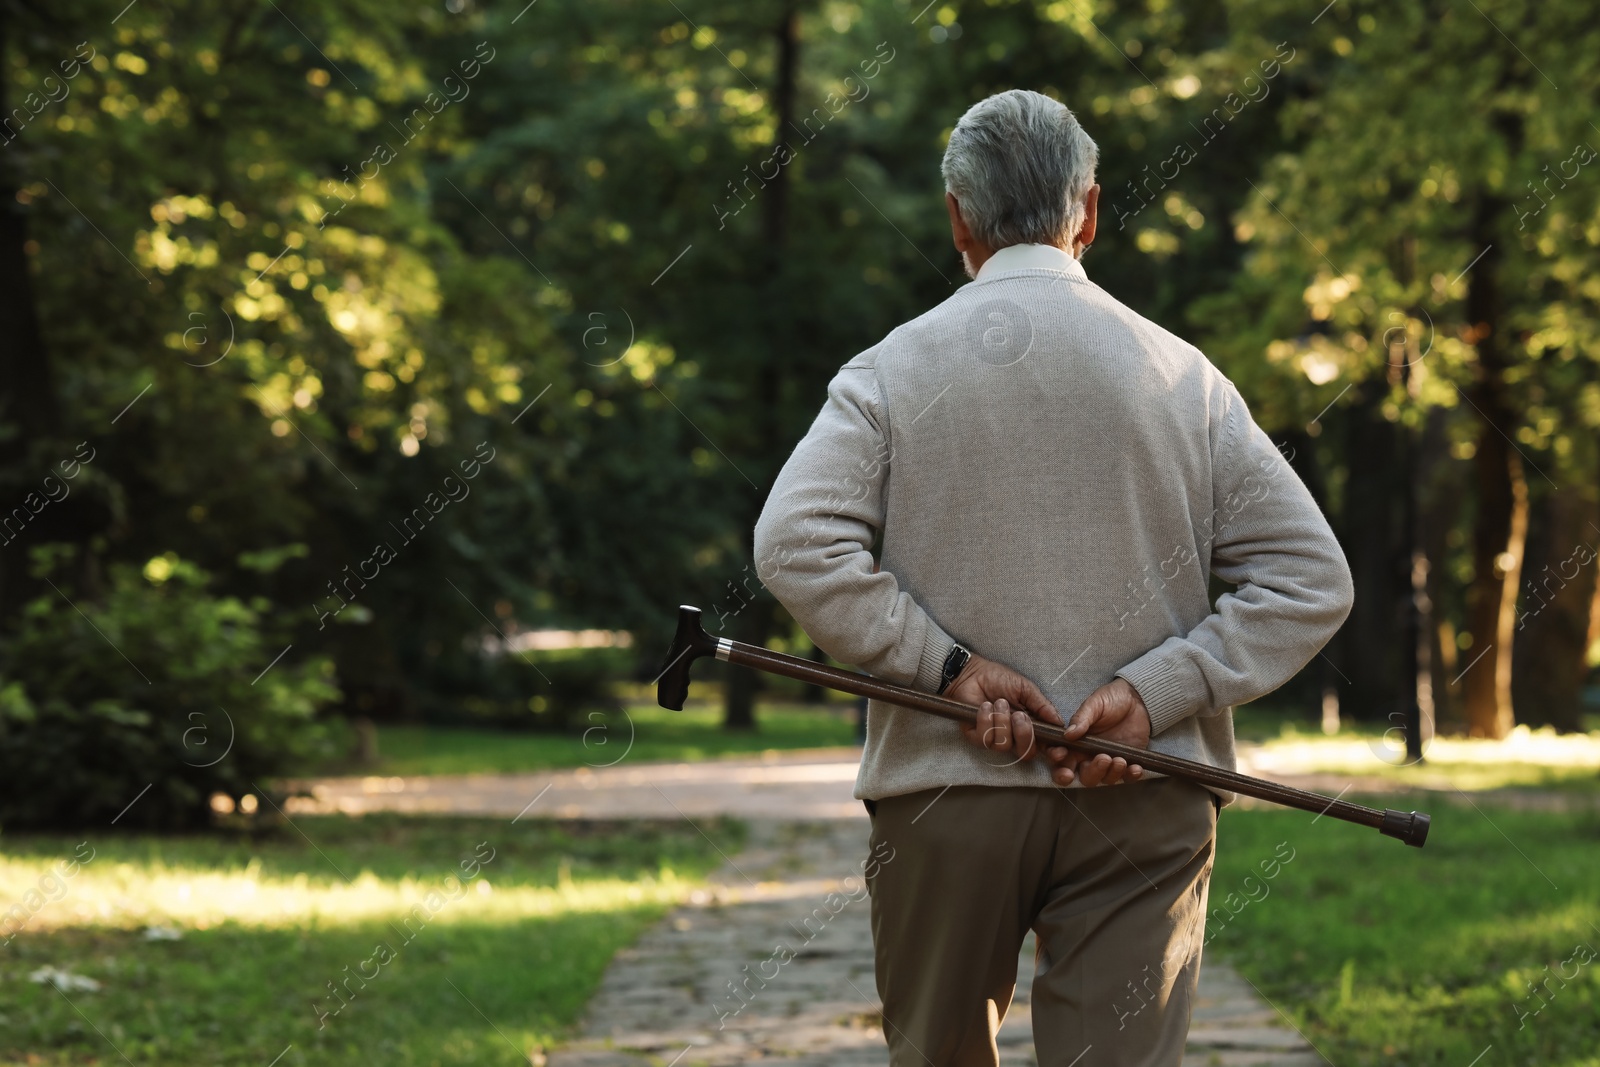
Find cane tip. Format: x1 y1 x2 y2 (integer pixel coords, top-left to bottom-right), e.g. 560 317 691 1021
1380 808 1430 848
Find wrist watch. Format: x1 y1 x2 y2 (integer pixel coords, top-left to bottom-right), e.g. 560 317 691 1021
937 643 971 694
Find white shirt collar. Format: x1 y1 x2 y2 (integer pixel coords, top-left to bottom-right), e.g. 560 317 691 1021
974 242 1087 282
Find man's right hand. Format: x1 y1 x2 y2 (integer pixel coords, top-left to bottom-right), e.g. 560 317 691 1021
947 652 1061 762
1045 678 1151 787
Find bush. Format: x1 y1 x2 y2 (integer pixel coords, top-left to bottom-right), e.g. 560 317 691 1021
426 646 628 732
0 548 340 831
530 649 625 728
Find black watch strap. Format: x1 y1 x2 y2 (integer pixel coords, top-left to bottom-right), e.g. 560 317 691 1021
937 643 970 694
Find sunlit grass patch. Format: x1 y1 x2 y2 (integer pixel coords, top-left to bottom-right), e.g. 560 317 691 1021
1238 724 1600 791
1 856 689 932
0 815 738 1065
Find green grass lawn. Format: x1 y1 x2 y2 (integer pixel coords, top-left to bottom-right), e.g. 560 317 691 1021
356 703 861 777
4 798 1596 1065
1212 795 1600 1066
0 815 739 1065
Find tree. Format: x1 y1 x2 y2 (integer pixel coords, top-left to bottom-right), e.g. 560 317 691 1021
1 0 588 720
1201 0 1600 737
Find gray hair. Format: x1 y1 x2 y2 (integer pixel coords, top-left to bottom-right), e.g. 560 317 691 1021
941 90 1099 250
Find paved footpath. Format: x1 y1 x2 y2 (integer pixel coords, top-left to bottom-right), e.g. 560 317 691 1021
283 741 1520 822
546 819 1323 1067
284 751 870 820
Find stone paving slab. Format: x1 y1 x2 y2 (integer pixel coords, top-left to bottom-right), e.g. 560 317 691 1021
547 820 1322 1067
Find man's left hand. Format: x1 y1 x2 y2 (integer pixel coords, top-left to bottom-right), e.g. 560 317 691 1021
1044 678 1151 787
947 652 1061 762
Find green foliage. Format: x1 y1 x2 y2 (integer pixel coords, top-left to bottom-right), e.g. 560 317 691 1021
0 548 338 831
2 0 1598 737
1198 0 1600 446
0 0 743 721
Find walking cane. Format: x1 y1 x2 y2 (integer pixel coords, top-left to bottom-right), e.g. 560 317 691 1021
656 606 1430 847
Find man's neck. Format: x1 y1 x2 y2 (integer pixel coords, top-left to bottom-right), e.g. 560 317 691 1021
963 241 1077 280
967 242 1083 281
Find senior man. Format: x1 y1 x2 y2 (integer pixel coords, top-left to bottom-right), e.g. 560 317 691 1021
753 89 1352 1066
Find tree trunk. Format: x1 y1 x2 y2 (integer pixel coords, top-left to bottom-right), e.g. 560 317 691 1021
1462 443 1526 739
1337 382 1409 722
1589 561 1600 673
801 640 827 703
0 7 62 622
724 6 799 731
1461 225 1525 739
1511 488 1597 732
1276 428 1332 722
722 600 771 730
1419 408 1462 732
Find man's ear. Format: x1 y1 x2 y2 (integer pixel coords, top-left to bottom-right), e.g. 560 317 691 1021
1075 184 1100 255
946 192 973 252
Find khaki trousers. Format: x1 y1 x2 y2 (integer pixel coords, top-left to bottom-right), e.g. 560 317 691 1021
865 778 1217 1067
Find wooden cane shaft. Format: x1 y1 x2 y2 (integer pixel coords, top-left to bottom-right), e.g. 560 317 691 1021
722 641 1386 831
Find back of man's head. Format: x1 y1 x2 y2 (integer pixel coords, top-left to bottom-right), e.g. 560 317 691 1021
941 90 1099 251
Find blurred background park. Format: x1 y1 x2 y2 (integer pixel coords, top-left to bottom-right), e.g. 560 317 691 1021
1 0 1598 1063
